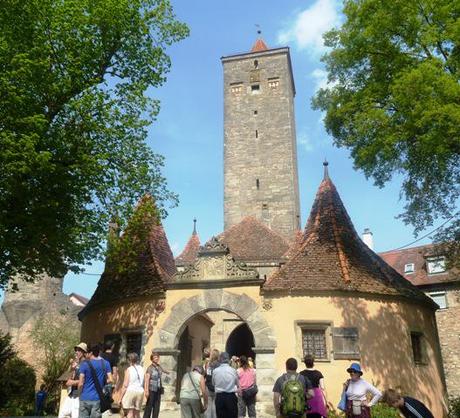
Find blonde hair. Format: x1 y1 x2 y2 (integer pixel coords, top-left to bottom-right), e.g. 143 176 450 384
382 389 402 405
127 352 139 364
210 349 220 363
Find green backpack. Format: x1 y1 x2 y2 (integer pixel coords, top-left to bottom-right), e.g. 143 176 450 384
280 373 305 417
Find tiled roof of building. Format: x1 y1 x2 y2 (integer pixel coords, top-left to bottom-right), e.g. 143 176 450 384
283 229 304 260
176 221 201 266
80 197 175 317
251 38 268 52
264 166 435 307
379 244 458 286
214 216 290 263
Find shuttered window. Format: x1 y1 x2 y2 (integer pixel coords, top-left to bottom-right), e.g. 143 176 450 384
333 327 360 360
302 329 328 360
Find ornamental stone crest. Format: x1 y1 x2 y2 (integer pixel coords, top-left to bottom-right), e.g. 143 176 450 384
174 237 258 283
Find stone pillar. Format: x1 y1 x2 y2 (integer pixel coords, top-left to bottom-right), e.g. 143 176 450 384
157 348 180 410
253 347 277 417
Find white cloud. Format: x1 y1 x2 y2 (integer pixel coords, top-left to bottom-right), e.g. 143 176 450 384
310 68 329 92
297 132 314 153
278 0 341 55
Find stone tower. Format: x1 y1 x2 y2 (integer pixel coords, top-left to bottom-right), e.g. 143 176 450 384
222 38 301 240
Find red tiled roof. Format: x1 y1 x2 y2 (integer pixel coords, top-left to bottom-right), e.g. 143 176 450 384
251 38 268 52
379 244 458 286
176 233 200 266
80 197 175 317
213 216 290 263
264 173 435 306
283 229 304 260
69 293 89 305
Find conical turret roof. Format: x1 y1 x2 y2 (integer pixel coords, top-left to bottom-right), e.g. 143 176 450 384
251 38 268 52
176 219 201 267
265 166 436 306
80 195 176 317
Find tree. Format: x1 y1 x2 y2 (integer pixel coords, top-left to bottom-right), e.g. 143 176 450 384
0 0 189 286
0 333 36 415
30 312 79 413
313 0 460 260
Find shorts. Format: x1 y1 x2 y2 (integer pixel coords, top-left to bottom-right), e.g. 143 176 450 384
122 391 144 410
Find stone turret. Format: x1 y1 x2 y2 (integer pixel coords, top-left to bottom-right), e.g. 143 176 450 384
222 38 301 240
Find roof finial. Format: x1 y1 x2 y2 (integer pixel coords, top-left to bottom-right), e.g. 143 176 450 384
193 218 197 235
255 24 261 36
323 159 329 180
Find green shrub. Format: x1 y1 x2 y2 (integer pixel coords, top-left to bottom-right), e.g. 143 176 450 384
0 356 36 415
449 396 460 418
327 403 399 418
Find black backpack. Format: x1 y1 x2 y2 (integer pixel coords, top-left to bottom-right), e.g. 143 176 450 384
205 366 215 392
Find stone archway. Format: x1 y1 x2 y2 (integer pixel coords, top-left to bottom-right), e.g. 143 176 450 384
153 289 277 414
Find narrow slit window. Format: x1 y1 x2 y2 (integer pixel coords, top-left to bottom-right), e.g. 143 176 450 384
255 130 258 138
256 179 260 189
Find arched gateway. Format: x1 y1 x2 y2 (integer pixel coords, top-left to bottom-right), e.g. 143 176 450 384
153 289 277 410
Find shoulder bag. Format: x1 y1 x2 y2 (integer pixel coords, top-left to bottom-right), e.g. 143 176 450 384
188 372 206 413
87 360 112 413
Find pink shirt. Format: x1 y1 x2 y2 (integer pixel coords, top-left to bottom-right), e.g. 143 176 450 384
237 367 256 390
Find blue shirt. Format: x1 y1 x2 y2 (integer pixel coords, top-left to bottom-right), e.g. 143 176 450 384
80 359 111 401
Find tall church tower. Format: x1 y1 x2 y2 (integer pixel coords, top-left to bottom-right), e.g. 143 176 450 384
222 38 301 239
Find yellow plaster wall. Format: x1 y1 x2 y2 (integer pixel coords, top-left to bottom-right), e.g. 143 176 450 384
80 287 447 416
264 294 447 417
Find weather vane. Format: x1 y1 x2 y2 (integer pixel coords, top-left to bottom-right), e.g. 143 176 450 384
255 24 262 36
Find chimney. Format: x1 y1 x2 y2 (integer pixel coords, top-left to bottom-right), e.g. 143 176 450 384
362 228 374 250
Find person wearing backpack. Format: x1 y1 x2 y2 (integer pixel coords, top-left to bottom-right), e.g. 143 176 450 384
205 349 220 418
273 358 314 418
78 345 113 418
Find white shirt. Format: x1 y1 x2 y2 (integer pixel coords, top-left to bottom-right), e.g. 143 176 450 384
126 365 144 393
346 378 381 407
212 363 239 393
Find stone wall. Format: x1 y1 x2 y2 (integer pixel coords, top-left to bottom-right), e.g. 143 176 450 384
222 48 301 240
436 287 460 398
0 275 81 382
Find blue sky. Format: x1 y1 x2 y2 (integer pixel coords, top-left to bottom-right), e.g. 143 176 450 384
63 0 440 298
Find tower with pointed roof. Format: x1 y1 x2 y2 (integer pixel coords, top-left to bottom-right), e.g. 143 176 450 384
221 37 300 240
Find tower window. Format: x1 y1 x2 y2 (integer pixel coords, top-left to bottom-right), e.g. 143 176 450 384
256 179 260 189
230 83 243 95
251 84 260 94
268 77 280 89
254 60 259 69
255 130 258 138
254 110 258 115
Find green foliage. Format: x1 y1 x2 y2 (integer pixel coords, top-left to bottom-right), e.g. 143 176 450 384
30 312 79 413
0 335 36 416
107 193 161 274
327 403 400 418
313 0 460 259
0 0 189 286
0 332 15 367
449 396 460 418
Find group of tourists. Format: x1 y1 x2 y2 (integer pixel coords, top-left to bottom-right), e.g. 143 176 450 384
59 341 166 418
58 340 435 418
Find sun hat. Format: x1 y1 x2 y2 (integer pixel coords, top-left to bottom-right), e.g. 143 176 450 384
74 342 88 353
346 362 363 375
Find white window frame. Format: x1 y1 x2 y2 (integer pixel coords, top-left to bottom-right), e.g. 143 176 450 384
426 256 446 274
404 263 415 274
427 291 448 309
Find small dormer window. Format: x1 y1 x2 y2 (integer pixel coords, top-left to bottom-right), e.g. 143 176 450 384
427 256 446 274
404 263 415 274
